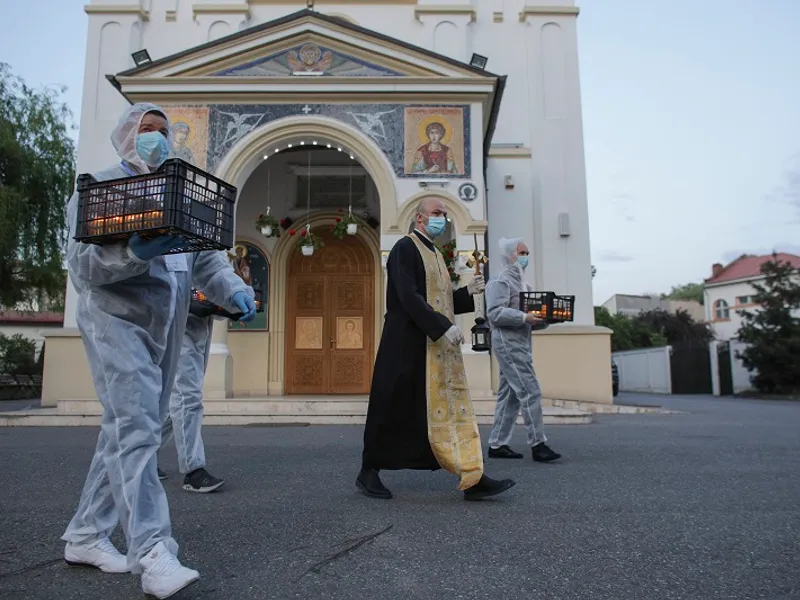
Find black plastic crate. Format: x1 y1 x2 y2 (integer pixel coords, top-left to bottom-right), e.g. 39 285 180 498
189 289 264 322
74 158 236 254
519 291 575 323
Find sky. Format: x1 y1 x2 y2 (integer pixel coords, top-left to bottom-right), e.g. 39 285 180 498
1 0 798 305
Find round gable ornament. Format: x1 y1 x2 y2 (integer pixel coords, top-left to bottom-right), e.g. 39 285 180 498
458 182 478 202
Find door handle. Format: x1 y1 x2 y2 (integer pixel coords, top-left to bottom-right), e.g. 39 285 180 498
330 337 336 348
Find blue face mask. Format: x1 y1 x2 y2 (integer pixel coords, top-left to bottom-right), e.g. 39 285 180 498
517 256 529 270
136 131 170 167
424 216 447 238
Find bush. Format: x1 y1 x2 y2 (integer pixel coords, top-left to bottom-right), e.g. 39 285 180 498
0 333 38 375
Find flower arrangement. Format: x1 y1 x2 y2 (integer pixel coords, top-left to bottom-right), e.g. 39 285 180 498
255 210 281 238
289 226 324 256
330 209 358 239
436 239 460 283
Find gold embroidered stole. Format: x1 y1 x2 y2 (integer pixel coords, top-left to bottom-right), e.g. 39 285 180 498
408 233 484 490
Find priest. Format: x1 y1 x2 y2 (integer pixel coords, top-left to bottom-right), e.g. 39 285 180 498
357 197 516 501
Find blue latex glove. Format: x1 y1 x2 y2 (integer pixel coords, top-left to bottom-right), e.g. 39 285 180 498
232 291 256 322
129 233 185 261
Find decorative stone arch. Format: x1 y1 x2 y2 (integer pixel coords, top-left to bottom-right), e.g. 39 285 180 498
266 211 383 395
212 115 399 233
397 189 486 236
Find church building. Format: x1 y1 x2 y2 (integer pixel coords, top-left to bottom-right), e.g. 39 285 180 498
41 0 612 414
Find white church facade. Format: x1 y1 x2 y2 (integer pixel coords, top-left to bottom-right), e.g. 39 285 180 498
42 0 613 408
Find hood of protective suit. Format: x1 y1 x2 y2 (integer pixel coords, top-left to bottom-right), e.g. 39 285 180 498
111 102 174 174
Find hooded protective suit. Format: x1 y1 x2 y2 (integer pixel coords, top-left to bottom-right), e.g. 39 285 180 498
160 313 214 474
484 237 549 448
61 103 250 573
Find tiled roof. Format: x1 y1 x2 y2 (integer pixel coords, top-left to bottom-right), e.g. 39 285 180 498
0 311 64 325
705 253 800 285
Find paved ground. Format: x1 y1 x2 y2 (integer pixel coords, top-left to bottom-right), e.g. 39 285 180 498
0 393 798 600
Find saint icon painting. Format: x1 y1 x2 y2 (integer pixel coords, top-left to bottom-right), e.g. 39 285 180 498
403 106 466 176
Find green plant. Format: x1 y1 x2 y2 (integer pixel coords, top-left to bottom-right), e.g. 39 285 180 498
0 333 38 375
255 211 280 237
331 212 357 239
436 240 459 283
291 228 324 251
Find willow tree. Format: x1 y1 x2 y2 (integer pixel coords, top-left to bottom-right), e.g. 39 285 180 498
0 62 75 310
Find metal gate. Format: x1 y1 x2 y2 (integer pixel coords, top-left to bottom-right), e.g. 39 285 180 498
717 341 733 396
670 343 713 394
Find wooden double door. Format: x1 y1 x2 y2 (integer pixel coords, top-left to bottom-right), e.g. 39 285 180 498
285 230 375 394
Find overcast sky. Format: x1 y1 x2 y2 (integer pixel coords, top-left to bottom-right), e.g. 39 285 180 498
1 0 798 305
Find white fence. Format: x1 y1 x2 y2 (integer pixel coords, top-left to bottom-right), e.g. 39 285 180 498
612 346 672 394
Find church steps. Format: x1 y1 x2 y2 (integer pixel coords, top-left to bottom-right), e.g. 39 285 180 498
0 397 593 426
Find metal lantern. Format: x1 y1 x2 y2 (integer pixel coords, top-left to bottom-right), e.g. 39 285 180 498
470 233 491 352
471 316 491 352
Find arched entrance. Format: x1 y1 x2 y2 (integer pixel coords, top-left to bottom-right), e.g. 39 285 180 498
285 226 375 394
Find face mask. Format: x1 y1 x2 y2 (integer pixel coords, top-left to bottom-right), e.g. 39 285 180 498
517 256 529 270
136 131 169 167
424 216 447 238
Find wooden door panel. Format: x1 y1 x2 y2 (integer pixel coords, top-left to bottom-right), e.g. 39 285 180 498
330 276 372 394
286 276 328 394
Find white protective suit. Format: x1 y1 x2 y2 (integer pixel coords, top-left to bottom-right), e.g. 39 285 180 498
160 313 214 474
485 237 549 448
61 103 250 573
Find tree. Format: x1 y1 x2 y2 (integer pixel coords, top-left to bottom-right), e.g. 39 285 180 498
634 308 714 347
0 62 75 311
735 254 800 394
662 282 704 305
0 333 38 375
594 306 712 352
594 306 666 352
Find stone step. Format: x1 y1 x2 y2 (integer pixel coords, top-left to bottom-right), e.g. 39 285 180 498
0 406 591 427
56 396 662 416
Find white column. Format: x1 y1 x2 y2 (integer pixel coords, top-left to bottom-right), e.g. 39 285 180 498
522 8 594 324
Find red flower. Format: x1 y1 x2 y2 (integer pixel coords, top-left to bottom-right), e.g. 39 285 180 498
448 251 455 258
301 230 307 237
289 229 296 236
335 218 341 223
258 213 264 219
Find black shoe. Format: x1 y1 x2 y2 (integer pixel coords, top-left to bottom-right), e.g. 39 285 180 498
356 467 393 499
488 445 524 459
183 468 225 493
463 474 516 501
532 443 561 463
157 467 167 480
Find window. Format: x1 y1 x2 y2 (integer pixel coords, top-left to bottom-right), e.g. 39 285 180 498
736 295 754 306
713 299 730 320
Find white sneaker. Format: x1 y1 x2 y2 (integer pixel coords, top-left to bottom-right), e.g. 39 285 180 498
64 537 129 573
140 541 200 599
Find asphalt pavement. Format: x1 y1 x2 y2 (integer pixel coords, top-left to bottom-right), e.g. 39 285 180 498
0 393 798 600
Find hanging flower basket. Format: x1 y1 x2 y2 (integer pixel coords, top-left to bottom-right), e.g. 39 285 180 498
331 212 358 239
289 228 324 256
255 212 280 238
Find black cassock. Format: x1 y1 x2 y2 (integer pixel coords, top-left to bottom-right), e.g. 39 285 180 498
362 230 475 471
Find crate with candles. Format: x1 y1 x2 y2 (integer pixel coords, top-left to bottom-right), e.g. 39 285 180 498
519 291 575 324
74 158 236 254
190 289 265 321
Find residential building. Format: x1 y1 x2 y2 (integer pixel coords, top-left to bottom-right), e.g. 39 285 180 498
601 294 704 322
704 253 800 340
